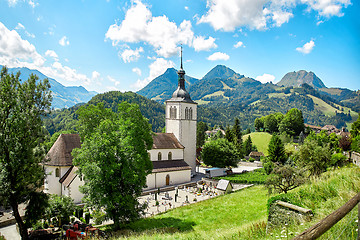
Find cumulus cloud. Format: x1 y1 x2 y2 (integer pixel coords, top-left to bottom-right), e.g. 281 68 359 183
105 0 194 58
132 67 142 76
132 58 174 90
301 0 351 17
45 50 58 61
0 22 44 68
207 52 230 61
198 0 349 31
106 0 217 57
193 36 217 52
256 73 276 83
120 47 143 63
234 41 245 48
59 36 69 46
296 40 315 54
92 71 101 80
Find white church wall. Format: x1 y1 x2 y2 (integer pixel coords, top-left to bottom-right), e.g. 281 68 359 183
148 148 183 161
144 169 191 190
65 177 84 204
44 165 71 196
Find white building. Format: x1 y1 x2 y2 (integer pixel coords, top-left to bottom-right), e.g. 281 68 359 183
44 51 197 201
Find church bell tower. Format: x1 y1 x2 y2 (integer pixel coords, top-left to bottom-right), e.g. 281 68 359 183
165 47 197 173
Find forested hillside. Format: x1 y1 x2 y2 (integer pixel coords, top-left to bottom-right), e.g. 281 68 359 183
43 91 165 135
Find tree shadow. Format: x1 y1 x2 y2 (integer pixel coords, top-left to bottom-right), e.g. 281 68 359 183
110 217 196 238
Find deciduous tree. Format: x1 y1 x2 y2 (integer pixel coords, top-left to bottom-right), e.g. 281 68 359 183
265 165 305 194
73 102 153 229
0 67 52 239
201 139 238 168
279 108 304 136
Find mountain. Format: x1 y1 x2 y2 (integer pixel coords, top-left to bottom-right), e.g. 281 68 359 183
1 66 97 109
137 68 198 103
277 70 326 89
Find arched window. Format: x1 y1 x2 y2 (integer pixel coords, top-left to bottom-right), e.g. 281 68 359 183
170 106 177 119
168 152 172 160
158 152 162 161
55 168 60 177
189 107 193 120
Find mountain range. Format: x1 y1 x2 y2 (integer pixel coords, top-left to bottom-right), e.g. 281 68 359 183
1 66 97 109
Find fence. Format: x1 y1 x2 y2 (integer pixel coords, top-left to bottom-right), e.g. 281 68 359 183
292 191 360 239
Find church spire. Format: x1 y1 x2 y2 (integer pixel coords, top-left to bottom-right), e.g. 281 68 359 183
178 45 185 89
180 45 183 70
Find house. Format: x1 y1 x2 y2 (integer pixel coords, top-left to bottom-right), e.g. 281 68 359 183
44 50 197 202
216 179 233 194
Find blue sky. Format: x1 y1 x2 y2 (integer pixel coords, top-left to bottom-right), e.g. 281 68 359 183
0 0 358 93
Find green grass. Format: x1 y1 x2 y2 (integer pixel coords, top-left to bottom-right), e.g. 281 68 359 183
242 132 272 156
214 168 267 184
307 95 357 118
108 185 268 239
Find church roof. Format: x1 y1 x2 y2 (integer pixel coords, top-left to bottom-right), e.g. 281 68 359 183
152 133 184 149
152 160 191 173
44 134 81 166
59 165 78 187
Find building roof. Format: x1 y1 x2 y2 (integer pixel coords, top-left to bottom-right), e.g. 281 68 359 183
59 166 78 187
152 133 184 149
249 151 265 157
44 134 81 166
152 160 191 173
216 179 232 191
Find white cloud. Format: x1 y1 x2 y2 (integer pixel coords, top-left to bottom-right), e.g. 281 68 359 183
7 0 18 6
207 52 230 61
256 73 276 83
0 22 44 68
15 22 35 38
234 41 245 48
59 36 69 46
0 22 96 89
198 0 349 32
132 58 174 90
45 50 58 61
132 67 142 76
92 71 101 80
185 6 189 10
192 36 217 52
120 47 144 63
106 0 214 57
7 0 38 7
15 23 25 30
296 40 315 54
107 75 120 86
198 0 268 31
301 0 351 17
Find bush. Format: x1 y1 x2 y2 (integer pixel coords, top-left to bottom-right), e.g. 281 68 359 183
249 157 255 162
214 168 267 184
92 209 106 225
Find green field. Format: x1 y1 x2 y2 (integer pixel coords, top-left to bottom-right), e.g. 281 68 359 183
242 132 272 156
214 168 267 184
109 185 268 240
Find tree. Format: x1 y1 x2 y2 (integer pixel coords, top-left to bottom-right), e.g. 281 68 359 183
264 114 277 133
73 102 153 229
201 139 238 168
0 67 52 239
225 125 233 142
45 195 75 226
279 108 304 136
265 165 305 194
196 121 208 148
232 118 243 155
243 135 253 156
339 135 351 151
351 114 360 138
267 135 287 164
254 117 264 132
295 139 331 176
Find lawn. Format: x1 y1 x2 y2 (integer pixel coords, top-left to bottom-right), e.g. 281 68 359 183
109 185 268 240
214 168 267 184
242 132 272 156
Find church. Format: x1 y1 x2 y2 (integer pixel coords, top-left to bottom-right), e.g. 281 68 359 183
43 52 197 203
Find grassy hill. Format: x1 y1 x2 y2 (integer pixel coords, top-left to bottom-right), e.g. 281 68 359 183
242 132 272 155
106 185 268 240
106 165 360 240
